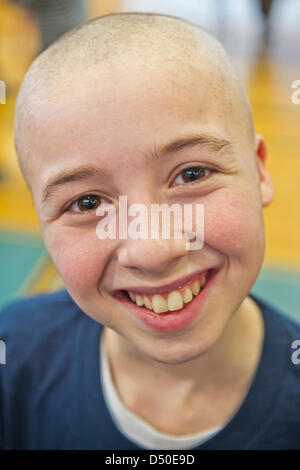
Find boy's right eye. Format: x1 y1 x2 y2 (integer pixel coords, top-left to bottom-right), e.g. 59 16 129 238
67 194 103 213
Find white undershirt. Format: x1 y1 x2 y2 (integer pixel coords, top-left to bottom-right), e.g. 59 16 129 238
99 335 224 450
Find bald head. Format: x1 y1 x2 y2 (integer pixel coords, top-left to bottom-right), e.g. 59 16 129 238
14 12 254 187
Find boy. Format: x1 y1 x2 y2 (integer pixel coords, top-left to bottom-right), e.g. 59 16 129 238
1 12 300 450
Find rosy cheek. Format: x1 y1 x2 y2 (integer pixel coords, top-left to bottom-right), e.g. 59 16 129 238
199 188 265 257
45 225 109 295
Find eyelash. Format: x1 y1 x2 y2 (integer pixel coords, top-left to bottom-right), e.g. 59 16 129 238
171 165 214 186
66 194 105 214
65 166 214 213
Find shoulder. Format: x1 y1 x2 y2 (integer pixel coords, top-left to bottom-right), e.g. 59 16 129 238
0 290 102 449
0 289 80 333
0 288 73 314
0 289 91 364
253 294 300 337
252 293 300 384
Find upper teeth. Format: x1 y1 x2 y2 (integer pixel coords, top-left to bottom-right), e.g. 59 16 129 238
127 275 207 314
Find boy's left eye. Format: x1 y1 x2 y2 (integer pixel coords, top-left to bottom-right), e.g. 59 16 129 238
172 166 213 186
68 194 102 213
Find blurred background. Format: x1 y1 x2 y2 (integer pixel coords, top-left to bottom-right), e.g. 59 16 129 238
0 0 299 322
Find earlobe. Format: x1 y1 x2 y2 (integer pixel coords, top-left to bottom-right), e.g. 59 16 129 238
255 134 274 207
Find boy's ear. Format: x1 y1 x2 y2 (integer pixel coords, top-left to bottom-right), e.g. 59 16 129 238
255 134 274 207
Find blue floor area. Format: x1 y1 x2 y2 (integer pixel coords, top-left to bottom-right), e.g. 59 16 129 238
252 266 300 325
0 231 46 309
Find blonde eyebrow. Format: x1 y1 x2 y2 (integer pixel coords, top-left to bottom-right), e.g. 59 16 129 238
42 134 234 204
145 134 235 163
42 165 109 204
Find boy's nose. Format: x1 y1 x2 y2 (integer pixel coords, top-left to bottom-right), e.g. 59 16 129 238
117 237 188 275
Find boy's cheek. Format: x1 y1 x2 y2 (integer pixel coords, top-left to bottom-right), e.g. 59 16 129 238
202 194 265 297
44 225 112 295
202 190 265 257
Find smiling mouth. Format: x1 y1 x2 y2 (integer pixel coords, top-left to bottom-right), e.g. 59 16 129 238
121 271 209 314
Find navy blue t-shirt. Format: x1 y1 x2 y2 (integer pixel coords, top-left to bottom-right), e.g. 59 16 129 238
0 289 300 450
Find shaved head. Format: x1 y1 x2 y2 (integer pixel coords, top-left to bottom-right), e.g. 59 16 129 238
12 13 274 371
14 12 254 188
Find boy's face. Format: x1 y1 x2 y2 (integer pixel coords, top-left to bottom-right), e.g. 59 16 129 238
27 57 273 364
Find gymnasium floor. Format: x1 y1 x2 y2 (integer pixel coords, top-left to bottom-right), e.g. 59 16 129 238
0 0 299 323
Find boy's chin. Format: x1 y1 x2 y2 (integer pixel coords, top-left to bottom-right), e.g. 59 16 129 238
135 331 221 366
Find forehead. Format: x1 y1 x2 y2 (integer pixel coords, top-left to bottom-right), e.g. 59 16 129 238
31 56 242 148
24 54 252 201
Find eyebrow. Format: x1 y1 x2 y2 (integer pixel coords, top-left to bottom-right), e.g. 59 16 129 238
42 134 234 204
146 134 234 162
42 166 108 204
